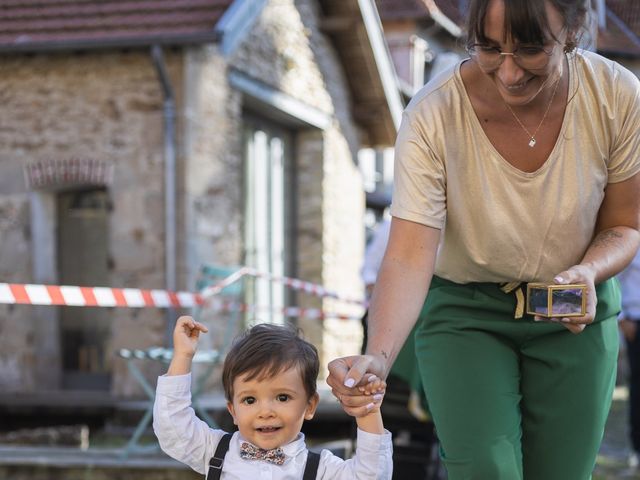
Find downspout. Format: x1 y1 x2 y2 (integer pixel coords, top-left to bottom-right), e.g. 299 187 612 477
151 45 177 346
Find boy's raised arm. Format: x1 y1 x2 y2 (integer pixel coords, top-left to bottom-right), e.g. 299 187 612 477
167 315 209 376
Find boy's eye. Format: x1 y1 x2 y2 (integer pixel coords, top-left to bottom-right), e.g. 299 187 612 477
242 396 256 405
276 394 290 402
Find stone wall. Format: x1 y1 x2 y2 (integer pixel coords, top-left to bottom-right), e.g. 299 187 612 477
0 50 185 396
0 0 370 399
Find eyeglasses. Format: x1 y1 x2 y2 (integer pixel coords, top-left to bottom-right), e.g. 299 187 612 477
467 43 556 71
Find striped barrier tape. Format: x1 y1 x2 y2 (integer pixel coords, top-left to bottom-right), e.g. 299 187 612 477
199 267 365 306
0 283 360 321
0 266 366 318
203 298 361 321
0 282 202 308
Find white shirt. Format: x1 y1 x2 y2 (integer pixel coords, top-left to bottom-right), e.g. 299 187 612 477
153 374 393 479
618 249 640 320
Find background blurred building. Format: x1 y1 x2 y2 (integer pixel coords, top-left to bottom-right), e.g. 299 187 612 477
0 0 402 415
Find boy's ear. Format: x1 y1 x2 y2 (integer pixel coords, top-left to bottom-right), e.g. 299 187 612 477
304 393 320 420
226 401 238 425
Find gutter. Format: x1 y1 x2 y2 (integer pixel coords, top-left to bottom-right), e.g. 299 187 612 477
151 45 178 346
0 32 220 55
357 0 405 131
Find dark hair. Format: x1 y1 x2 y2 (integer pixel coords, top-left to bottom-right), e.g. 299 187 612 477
222 323 319 402
465 0 587 50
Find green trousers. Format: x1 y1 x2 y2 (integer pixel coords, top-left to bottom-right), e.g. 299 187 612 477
414 276 621 480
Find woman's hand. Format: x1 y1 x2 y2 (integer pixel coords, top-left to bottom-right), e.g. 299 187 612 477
326 354 387 417
536 265 597 334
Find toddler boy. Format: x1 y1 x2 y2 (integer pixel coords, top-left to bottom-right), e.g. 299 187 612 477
153 316 392 479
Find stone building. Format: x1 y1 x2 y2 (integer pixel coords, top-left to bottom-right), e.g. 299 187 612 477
0 0 402 407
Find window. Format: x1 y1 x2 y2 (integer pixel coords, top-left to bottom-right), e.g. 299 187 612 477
243 118 294 324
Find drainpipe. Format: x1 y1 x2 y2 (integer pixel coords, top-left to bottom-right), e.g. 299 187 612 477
151 45 177 346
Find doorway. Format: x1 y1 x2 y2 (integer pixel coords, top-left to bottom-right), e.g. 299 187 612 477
57 188 111 390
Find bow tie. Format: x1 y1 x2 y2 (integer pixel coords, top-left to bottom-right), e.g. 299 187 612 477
239 442 286 465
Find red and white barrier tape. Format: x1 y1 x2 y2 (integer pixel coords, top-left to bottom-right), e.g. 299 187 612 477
0 283 360 321
200 267 365 306
203 299 361 321
0 283 202 308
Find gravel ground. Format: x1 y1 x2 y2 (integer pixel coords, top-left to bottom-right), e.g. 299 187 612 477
595 387 640 480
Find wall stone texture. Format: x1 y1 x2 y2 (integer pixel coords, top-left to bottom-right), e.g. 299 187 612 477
0 0 369 400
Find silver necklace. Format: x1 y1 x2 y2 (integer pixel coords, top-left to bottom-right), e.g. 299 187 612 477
503 71 562 148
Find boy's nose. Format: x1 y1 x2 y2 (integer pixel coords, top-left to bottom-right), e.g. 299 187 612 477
258 403 276 417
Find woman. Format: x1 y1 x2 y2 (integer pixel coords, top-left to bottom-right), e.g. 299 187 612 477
327 0 640 478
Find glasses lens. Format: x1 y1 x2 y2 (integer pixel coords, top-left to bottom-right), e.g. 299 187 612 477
514 46 552 69
469 46 501 70
469 44 554 70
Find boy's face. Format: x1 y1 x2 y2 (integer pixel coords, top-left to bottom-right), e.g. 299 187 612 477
226 366 319 450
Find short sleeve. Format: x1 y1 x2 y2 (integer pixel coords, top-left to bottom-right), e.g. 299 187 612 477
608 63 640 183
390 110 446 228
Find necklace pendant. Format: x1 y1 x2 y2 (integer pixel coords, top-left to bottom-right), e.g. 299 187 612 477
528 138 536 148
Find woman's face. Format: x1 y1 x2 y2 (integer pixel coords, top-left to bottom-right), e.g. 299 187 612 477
479 0 568 107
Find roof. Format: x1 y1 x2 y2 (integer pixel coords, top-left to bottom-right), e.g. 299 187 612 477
375 0 429 21
432 0 466 26
0 0 402 146
0 0 231 52
597 0 640 57
320 0 403 146
375 0 466 22
376 0 465 37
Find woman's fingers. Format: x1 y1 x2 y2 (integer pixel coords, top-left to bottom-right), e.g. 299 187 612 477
343 356 374 388
532 266 597 334
327 355 372 392
563 323 586 334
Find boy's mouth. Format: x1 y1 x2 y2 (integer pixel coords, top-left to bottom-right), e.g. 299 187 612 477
256 426 281 433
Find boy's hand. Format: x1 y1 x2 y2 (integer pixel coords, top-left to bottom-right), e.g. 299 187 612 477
173 316 209 359
336 373 385 418
357 374 386 395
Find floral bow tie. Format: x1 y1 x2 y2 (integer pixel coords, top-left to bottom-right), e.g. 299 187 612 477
239 442 286 465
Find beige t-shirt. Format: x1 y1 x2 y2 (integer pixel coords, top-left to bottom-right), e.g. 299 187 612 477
390 50 640 284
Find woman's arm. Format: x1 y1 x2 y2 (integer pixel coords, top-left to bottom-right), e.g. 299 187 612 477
583 173 640 282
327 217 440 415
366 217 441 376
553 172 640 332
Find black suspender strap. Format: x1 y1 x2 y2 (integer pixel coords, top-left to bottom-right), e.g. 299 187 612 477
207 433 232 480
302 450 321 480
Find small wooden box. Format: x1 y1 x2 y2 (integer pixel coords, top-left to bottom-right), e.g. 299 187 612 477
526 283 587 317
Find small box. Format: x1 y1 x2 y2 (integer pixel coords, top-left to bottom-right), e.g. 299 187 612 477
526 283 587 317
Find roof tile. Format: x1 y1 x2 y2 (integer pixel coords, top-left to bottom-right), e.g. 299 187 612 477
0 0 233 51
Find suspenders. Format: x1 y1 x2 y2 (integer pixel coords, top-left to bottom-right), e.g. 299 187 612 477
206 433 321 480
303 451 321 480
207 433 232 480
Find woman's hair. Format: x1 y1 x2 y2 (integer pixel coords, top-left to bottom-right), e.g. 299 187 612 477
222 322 320 402
465 0 588 50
